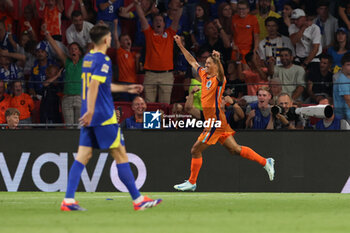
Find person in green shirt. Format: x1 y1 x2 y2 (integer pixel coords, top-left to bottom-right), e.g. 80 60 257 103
44 26 83 127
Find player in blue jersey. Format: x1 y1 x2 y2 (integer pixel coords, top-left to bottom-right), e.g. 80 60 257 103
61 24 162 211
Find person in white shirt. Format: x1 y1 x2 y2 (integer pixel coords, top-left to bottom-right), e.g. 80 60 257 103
259 16 295 66
313 0 338 51
65 11 94 52
289 9 322 70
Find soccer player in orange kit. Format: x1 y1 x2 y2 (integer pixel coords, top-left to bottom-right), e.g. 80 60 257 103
173 35 275 191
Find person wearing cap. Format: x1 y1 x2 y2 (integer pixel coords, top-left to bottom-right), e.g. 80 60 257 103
327 27 350 73
313 0 338 51
29 41 55 98
289 8 322 71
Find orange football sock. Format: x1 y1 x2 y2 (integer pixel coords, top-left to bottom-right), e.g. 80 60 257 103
188 157 202 184
240 146 266 166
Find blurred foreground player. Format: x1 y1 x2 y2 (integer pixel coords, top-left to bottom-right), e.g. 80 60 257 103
173 35 275 191
61 24 162 211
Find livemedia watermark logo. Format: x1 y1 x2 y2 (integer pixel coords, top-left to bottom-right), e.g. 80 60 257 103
143 111 221 129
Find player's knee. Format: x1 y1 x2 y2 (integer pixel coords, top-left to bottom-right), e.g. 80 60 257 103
191 146 200 157
77 152 92 165
229 145 241 155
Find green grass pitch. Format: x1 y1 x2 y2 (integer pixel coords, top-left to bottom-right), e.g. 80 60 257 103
1 192 350 233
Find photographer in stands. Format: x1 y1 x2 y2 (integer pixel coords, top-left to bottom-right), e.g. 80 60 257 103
271 93 303 129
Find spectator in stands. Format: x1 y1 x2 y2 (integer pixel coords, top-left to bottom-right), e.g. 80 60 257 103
269 78 282 104
225 60 247 100
327 27 350 73
223 95 245 129
267 48 305 101
10 32 37 77
119 0 158 47
279 0 297 36
333 52 350 123
183 0 199 26
174 34 190 76
29 40 55 99
122 96 147 129
165 0 189 35
96 0 123 44
184 85 202 120
338 0 350 30
255 0 281 41
289 9 322 71
40 64 62 124
66 0 88 20
0 80 10 124
39 0 64 41
0 0 13 31
44 27 83 127
313 0 338 51
65 10 93 52
0 49 25 90
113 19 140 101
246 86 273 129
238 51 268 96
4 107 19 129
306 54 333 104
258 16 294 66
315 97 350 130
18 3 40 42
190 3 209 52
10 80 34 124
218 2 233 40
271 93 303 129
0 20 15 52
231 0 260 63
135 0 183 104
202 20 231 61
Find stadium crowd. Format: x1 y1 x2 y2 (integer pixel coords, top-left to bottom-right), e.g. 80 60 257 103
1 0 350 130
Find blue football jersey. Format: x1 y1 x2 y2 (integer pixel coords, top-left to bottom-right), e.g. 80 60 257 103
97 0 124 22
81 51 117 126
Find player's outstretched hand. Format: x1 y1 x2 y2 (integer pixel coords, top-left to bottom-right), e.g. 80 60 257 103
128 84 143 94
79 111 93 127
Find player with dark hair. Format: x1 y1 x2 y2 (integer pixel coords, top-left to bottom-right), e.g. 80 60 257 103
173 35 275 191
61 24 162 211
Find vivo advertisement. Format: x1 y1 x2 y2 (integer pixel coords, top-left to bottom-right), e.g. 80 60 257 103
1 130 350 193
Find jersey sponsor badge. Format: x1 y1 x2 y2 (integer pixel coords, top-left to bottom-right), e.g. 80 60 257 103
162 32 168 38
246 25 251 29
206 80 212 89
101 64 109 73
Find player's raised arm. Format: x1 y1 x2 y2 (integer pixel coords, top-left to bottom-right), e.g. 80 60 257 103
174 35 200 71
211 50 225 82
